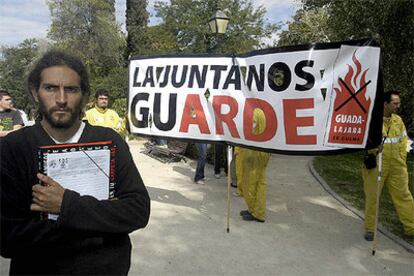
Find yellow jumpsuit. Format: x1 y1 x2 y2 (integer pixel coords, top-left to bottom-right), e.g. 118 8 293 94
362 114 414 235
235 146 244 197
239 109 271 221
83 106 121 133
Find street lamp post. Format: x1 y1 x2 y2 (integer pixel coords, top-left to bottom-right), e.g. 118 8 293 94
208 10 230 35
208 9 230 53
208 9 233 233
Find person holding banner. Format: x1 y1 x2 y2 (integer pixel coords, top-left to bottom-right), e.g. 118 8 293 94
362 91 414 241
214 143 228 178
0 50 150 275
194 143 207 184
239 108 271 222
234 146 244 196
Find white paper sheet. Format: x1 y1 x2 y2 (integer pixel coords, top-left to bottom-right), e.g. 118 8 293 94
45 149 110 220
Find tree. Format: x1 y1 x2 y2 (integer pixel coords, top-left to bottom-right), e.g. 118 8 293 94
143 25 179 55
277 7 330 46
283 0 414 135
48 0 126 78
126 0 150 57
89 66 128 115
103 0 116 20
152 0 279 54
0 39 48 113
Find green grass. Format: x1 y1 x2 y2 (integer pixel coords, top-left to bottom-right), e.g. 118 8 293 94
313 152 414 244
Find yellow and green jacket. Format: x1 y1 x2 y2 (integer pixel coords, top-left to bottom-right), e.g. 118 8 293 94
83 106 121 133
366 114 407 165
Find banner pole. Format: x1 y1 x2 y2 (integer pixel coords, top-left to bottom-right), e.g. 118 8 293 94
372 144 383 255
226 145 232 233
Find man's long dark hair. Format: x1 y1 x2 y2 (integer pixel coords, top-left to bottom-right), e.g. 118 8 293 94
27 50 90 97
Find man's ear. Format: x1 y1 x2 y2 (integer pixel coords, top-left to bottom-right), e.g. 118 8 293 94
31 89 39 103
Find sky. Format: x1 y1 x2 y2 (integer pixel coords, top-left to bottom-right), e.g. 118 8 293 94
0 0 299 48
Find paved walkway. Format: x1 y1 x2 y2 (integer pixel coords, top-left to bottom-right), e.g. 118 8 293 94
128 140 413 275
1 139 413 275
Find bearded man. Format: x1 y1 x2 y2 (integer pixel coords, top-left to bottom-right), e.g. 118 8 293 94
0 50 150 275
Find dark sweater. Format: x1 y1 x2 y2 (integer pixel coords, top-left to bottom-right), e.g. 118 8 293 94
0 122 150 275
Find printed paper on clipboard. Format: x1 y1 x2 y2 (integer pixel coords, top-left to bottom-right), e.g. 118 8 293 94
38 141 116 220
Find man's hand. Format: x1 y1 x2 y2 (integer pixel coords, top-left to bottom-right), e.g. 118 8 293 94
31 173 65 214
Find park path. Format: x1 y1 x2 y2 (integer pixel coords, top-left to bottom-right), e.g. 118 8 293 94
1 139 413 275
128 140 413 275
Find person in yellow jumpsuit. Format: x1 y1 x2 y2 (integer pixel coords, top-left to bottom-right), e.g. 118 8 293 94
362 91 414 241
234 146 244 197
84 89 121 132
239 108 271 222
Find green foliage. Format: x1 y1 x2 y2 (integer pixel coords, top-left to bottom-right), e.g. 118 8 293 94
277 7 331 46
313 152 365 210
48 0 126 78
409 156 414 194
126 0 150 57
314 152 414 243
112 98 128 117
152 0 279 54
0 39 46 113
145 25 179 55
47 0 129 115
292 0 414 136
103 0 116 16
89 66 128 103
83 66 128 116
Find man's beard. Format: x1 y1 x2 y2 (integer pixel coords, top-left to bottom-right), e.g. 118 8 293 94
38 100 82 129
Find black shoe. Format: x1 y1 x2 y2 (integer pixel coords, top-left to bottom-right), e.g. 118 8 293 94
364 231 374 241
240 210 250 216
242 212 265 223
231 182 237 188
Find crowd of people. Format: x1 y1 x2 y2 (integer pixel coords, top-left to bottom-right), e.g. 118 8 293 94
191 90 414 236
0 50 413 274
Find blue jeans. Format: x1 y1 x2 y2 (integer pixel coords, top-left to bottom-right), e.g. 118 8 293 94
194 143 207 182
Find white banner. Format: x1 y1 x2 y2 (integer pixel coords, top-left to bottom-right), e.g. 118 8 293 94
128 40 382 153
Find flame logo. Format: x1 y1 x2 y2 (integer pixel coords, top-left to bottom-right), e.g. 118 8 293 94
333 51 371 113
327 50 372 145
